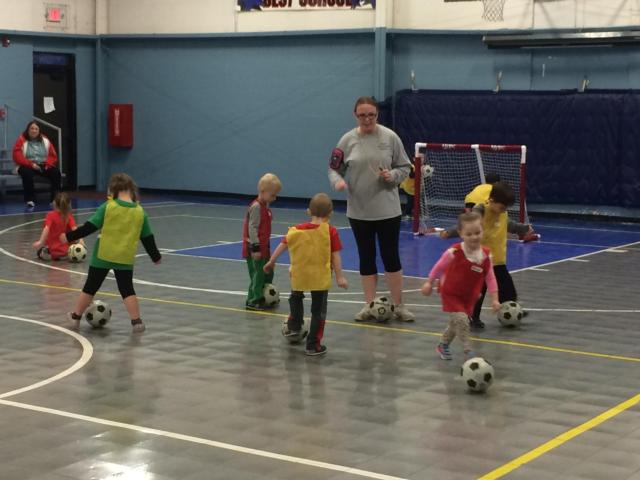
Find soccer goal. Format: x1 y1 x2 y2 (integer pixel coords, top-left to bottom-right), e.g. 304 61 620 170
412 142 528 235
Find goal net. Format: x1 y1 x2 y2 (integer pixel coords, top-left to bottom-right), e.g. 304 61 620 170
412 142 528 235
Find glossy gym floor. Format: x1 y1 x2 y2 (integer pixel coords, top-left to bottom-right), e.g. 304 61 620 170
0 193 639 480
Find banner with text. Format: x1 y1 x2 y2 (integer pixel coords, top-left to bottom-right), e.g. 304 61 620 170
237 0 375 11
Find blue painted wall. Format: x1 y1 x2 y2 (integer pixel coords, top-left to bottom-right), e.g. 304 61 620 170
0 35 95 186
0 38 36 148
103 35 374 198
3 31 640 206
390 33 640 92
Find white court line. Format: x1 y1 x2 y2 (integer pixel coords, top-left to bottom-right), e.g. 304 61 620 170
0 398 408 480
0 201 196 219
534 223 640 234
0 314 405 479
530 241 619 248
568 259 590 262
510 240 640 274
0 314 93 399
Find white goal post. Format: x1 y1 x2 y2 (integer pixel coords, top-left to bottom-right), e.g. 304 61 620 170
412 142 528 235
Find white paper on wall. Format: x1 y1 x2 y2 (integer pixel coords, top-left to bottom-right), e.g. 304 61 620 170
43 97 55 114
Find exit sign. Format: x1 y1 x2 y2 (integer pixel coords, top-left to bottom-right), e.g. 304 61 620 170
45 4 67 26
47 7 62 22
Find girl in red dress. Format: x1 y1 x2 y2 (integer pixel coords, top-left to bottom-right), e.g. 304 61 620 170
33 192 82 260
422 211 500 361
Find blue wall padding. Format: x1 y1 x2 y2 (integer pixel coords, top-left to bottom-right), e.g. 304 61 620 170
393 89 640 208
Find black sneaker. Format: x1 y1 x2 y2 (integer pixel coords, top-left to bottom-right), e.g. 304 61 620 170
469 317 485 329
305 345 327 356
245 301 267 311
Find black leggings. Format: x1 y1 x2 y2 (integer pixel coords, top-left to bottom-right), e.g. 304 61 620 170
472 264 517 320
82 266 136 299
17 165 61 203
348 216 402 276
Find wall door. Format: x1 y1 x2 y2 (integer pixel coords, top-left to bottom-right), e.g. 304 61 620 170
33 52 77 189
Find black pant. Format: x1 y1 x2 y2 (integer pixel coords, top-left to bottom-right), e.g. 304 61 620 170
82 266 136 299
472 264 517 320
348 216 402 275
288 290 328 349
403 193 414 216
17 165 62 203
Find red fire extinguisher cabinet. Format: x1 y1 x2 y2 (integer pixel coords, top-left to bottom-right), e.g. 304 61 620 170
108 104 133 147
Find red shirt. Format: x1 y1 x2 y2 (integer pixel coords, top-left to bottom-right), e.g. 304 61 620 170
44 210 76 258
436 243 493 315
282 222 342 252
241 198 272 258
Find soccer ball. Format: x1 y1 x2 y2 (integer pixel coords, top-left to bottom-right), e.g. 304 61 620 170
281 317 310 344
68 243 87 263
461 357 495 393
368 296 395 322
263 283 280 307
421 164 434 178
85 300 112 328
497 301 523 328
37 246 52 261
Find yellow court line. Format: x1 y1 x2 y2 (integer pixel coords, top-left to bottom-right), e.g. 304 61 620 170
1 277 640 364
478 392 640 479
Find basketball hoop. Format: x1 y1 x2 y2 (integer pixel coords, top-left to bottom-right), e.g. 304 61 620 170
482 0 506 21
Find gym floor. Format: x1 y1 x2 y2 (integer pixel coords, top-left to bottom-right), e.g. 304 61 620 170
0 192 639 480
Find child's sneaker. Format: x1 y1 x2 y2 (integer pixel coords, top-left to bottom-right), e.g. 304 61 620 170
305 344 327 356
63 312 81 331
436 343 452 360
283 327 305 340
464 350 476 360
469 316 485 329
354 304 373 322
519 232 540 243
393 304 415 322
245 301 267 311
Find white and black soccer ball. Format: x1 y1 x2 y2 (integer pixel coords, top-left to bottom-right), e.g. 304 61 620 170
421 164 434 178
68 243 87 263
37 246 52 261
85 300 112 328
368 296 394 322
263 283 280 307
461 357 495 393
281 317 310 344
497 301 523 328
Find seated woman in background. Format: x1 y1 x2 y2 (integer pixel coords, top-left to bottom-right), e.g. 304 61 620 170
12 120 62 209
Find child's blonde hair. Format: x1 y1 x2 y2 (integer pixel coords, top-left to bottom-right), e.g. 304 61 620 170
53 192 71 223
308 193 333 218
457 210 482 231
108 173 139 202
258 173 282 193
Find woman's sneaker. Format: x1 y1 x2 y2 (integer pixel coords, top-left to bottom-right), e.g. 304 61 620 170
354 304 373 322
63 312 81 331
393 304 415 322
131 319 146 333
436 343 452 360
